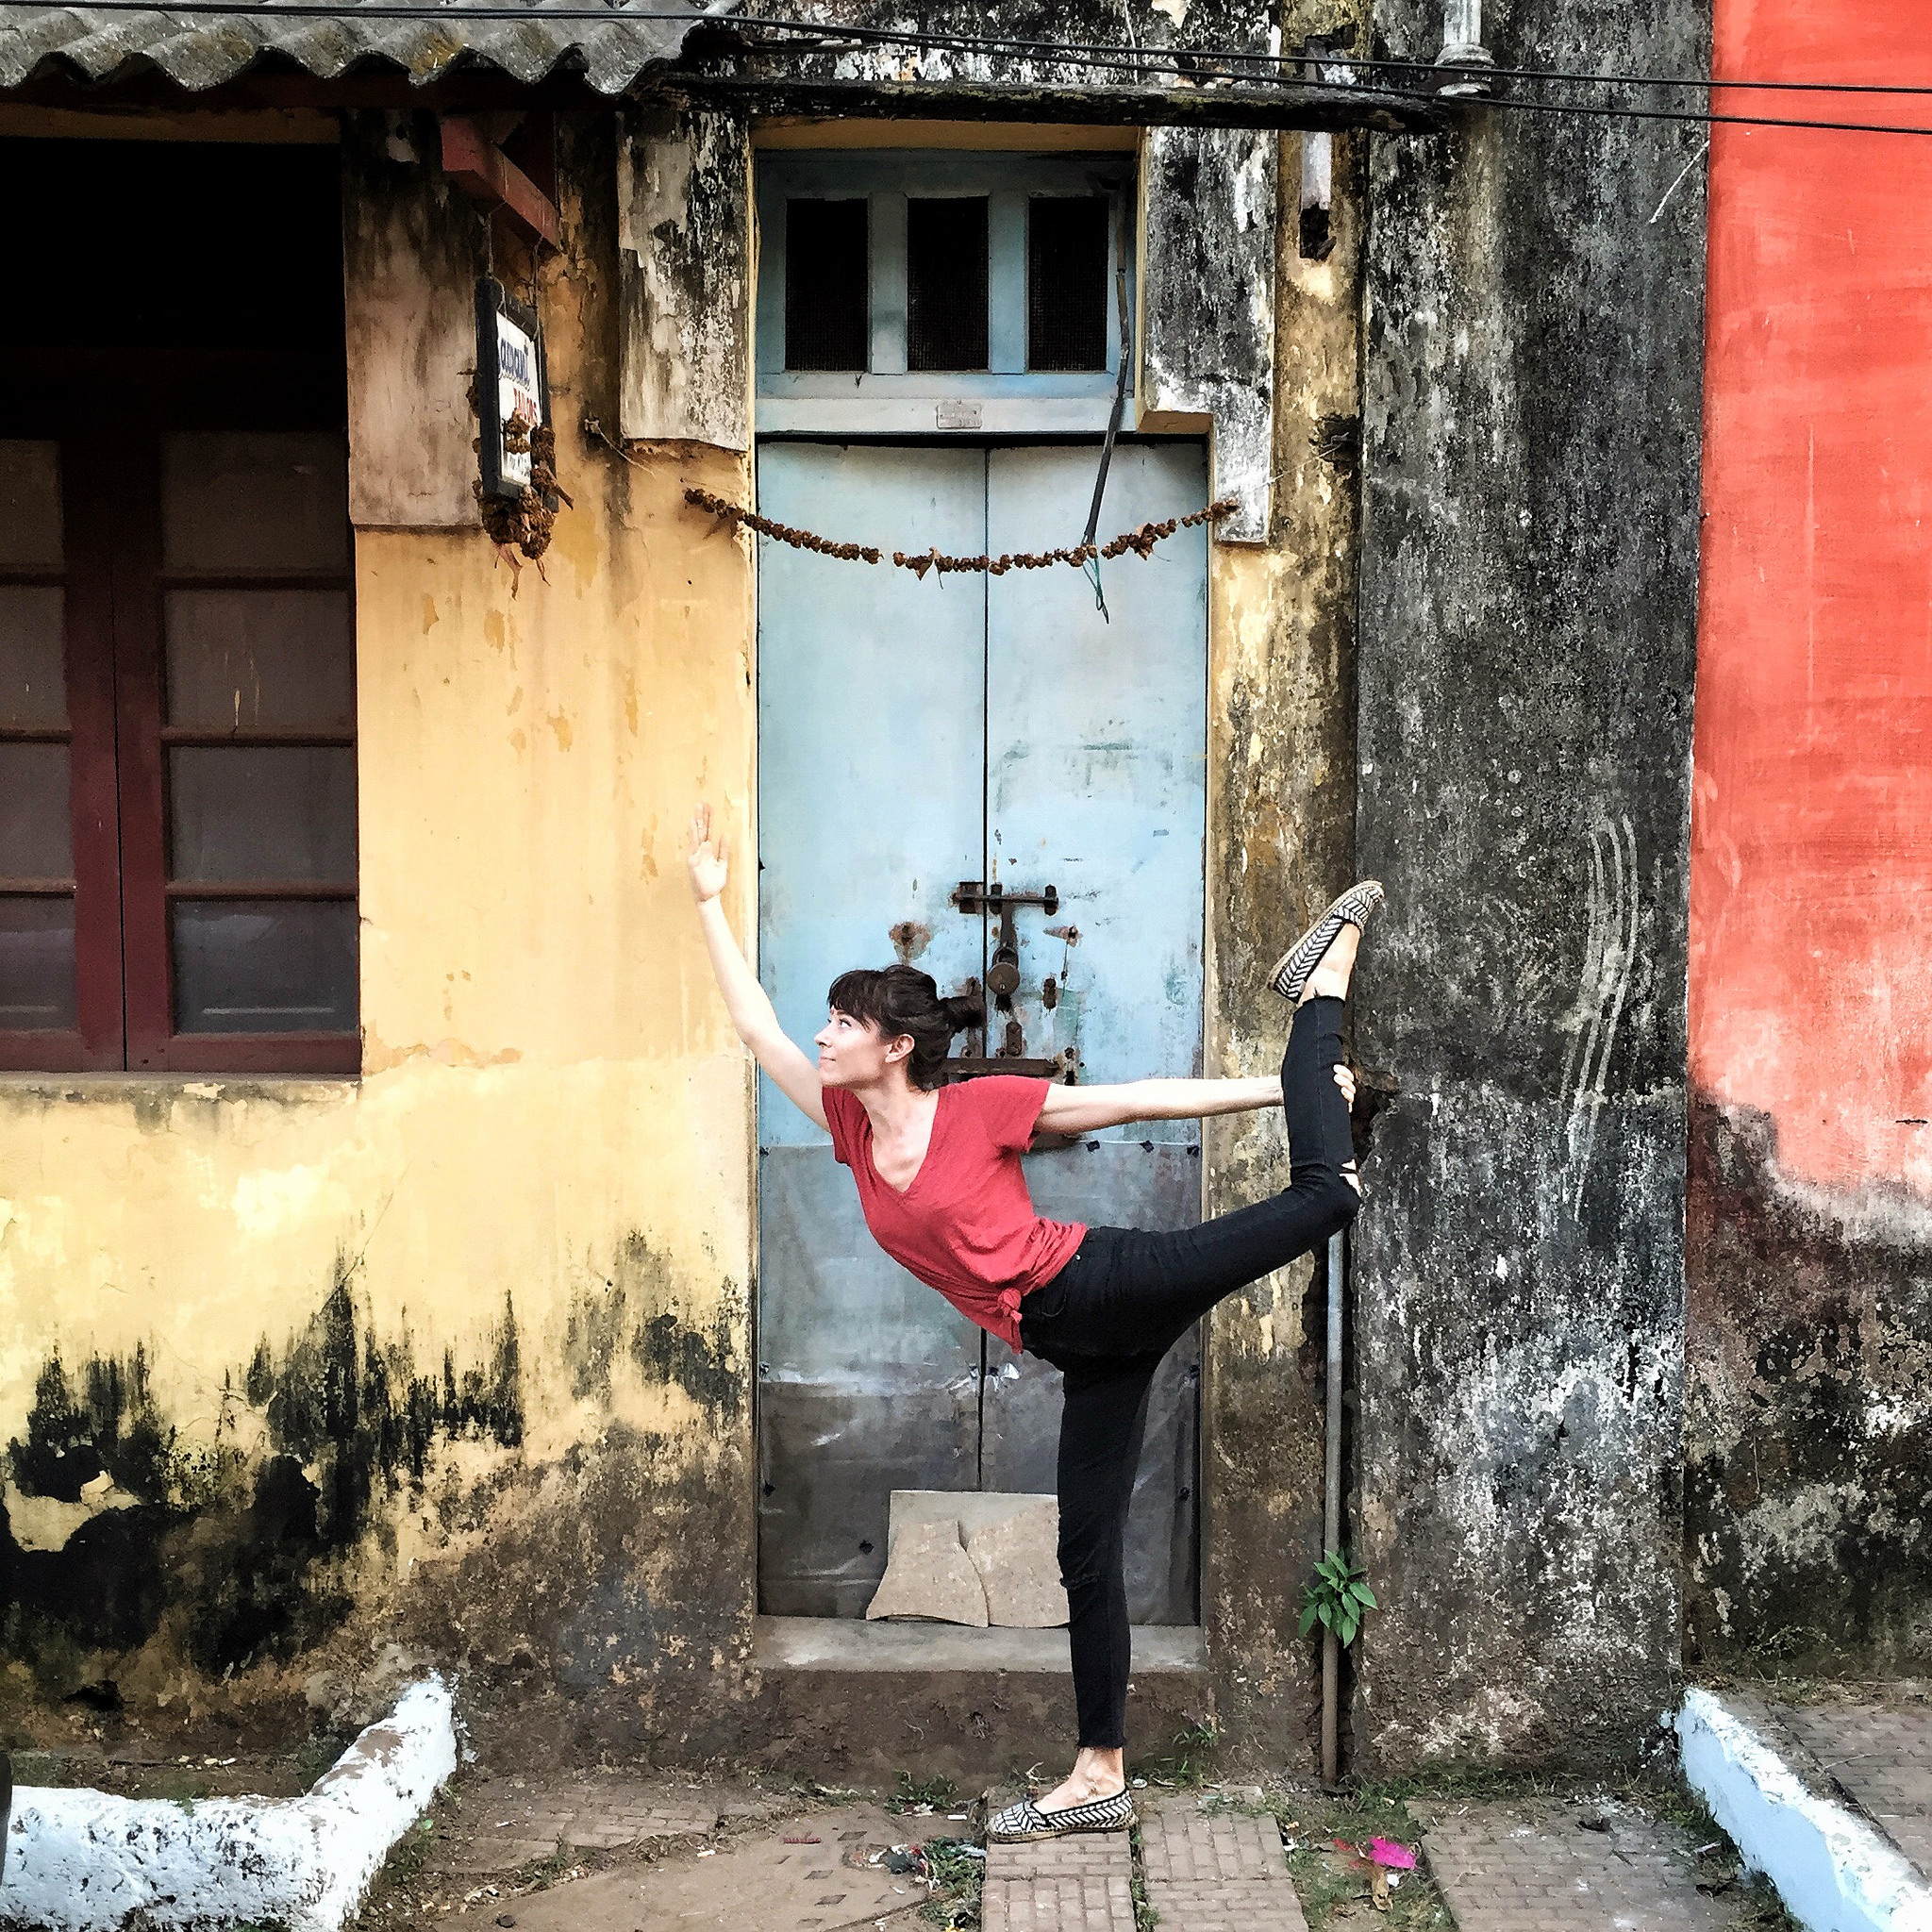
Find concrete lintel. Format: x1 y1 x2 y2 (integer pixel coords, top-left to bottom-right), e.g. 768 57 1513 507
1677 1688 1932 1932
2 1677 458 1932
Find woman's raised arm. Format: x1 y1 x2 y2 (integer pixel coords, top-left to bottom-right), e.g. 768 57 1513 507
1038 1067 1354 1137
688 803 828 1133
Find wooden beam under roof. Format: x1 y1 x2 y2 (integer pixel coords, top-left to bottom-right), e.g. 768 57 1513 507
440 114 562 251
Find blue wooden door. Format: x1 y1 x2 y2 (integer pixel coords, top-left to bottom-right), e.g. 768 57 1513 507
980 443 1208 1623
757 441 1208 1623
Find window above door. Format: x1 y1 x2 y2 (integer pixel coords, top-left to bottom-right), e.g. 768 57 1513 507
755 152 1136 435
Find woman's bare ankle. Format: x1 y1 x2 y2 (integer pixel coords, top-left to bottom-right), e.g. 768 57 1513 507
1039 1748 1126 1810
1297 924 1360 1005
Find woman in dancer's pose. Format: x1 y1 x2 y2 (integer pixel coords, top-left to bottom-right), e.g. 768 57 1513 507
687 803 1377 1842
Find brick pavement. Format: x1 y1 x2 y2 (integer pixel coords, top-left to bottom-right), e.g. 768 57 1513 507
501 1803 918 1932
982 1830 1137 1932
1418 1800 1741 1931
1139 1795 1307 1932
1776 1697 1932 1880
424 1772 728 1873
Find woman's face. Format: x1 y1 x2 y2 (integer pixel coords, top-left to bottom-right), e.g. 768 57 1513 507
814 1008 911 1089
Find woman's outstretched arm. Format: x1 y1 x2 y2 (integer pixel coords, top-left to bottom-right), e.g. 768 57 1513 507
1038 1068 1354 1137
688 803 829 1133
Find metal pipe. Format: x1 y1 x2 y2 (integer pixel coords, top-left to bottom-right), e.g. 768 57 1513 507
1320 1226 1343 1785
1436 0 1494 97
1299 130 1335 262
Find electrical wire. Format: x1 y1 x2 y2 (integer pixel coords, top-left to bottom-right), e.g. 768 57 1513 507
711 10 1932 106
742 14 1932 104
13 0 1932 139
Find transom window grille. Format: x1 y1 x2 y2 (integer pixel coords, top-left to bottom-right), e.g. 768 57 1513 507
784 197 869 373
906 196 991 373
758 150 1135 432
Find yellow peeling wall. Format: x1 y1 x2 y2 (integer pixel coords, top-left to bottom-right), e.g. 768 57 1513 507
1 481 757 1447
0 118 762 1755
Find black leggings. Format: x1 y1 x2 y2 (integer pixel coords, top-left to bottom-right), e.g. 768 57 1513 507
1018 995 1359 1752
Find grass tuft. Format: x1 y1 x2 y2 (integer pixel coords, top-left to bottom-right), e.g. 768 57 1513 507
891 1770 962 1814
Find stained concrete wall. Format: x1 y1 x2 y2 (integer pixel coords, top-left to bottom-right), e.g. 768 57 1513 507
1685 2 1932 1674
0 111 761 1762
1351 0 1708 1767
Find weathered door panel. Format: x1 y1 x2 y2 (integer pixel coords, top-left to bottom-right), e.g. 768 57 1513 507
980 442 1209 1623
758 1376 983 1617
756 438 1208 1622
756 442 988 1147
756 443 987 1617
984 442 1211 1095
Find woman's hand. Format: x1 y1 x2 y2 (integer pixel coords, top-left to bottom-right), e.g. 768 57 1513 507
688 802 729 906
1334 1062 1357 1107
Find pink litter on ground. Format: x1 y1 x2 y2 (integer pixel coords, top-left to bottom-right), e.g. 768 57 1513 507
1368 1838 1417 1869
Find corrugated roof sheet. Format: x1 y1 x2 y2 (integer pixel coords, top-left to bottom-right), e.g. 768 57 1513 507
0 1 701 94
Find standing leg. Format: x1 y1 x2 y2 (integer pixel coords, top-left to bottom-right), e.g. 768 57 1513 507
1033 1351 1161 1815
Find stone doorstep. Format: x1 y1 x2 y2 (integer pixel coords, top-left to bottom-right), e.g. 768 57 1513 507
752 1616 1210 1784
1681 1686 1932 1932
757 1615 1207 1674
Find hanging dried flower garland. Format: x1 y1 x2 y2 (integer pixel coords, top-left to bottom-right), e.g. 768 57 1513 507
475 424 575 572
684 486 1238 578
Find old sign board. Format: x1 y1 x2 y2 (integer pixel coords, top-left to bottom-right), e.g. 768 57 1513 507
475 277 551 503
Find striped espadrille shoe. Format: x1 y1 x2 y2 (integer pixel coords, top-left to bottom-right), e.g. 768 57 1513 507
1267 879 1384 1004
987 1788 1137 1842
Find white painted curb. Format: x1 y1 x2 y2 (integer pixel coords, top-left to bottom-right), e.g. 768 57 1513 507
1677 1686 1932 1932
1 1674 458 1932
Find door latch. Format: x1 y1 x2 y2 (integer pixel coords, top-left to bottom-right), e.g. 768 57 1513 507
953 882 1059 917
953 881 1059 1000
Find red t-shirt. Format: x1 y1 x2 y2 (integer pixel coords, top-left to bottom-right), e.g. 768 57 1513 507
823 1076 1087 1352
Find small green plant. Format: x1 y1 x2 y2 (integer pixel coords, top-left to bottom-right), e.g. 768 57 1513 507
1129 1824 1159 1929
522 1839 579 1890
1300 1549 1378 1648
1140 1718 1220 1788
890 1770 960 1813
920 1837 986 1927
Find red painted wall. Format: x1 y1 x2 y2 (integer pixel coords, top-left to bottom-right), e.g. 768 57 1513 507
1693 1 1932 1193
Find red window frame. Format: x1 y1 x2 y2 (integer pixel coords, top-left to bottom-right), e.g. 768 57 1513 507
1 403 358 1076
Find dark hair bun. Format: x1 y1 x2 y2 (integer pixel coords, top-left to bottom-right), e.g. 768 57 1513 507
826 964 984 1090
941 991 986 1031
